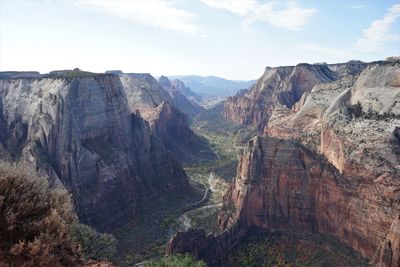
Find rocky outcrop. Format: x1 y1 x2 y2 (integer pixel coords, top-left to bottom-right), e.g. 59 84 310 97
158 76 205 118
167 226 246 267
220 61 400 266
171 78 203 104
219 136 399 266
0 72 189 231
327 60 368 76
119 73 171 123
223 61 368 130
169 60 400 266
265 61 400 178
222 63 338 129
120 73 215 164
152 101 216 163
395 127 400 144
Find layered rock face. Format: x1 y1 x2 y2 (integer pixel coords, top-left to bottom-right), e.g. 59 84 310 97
152 101 215 163
168 60 399 266
222 62 366 130
267 61 400 177
0 73 188 231
120 73 215 163
171 78 203 104
159 76 205 117
219 137 399 266
220 61 400 266
119 73 171 123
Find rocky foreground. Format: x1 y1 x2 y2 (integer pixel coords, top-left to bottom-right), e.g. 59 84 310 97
168 60 400 266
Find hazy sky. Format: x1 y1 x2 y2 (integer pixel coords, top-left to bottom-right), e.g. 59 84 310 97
1 0 399 80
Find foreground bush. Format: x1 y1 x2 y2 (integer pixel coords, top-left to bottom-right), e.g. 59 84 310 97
69 222 117 261
145 253 207 267
0 162 83 266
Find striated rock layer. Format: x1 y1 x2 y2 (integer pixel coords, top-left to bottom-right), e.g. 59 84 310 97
158 75 205 118
220 61 400 266
119 73 216 164
219 137 399 266
223 61 368 130
223 63 338 129
169 60 400 267
0 73 189 231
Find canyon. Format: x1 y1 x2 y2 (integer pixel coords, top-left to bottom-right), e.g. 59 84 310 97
0 69 212 231
0 59 399 266
168 59 400 267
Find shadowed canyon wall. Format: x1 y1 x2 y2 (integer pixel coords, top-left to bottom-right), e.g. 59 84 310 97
0 73 189 231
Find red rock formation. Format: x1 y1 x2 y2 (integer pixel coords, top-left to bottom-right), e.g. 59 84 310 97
220 61 400 266
168 60 398 266
222 63 338 129
219 137 400 266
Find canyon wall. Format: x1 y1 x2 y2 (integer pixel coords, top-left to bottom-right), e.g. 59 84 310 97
222 61 368 130
220 61 400 266
169 60 400 266
0 73 188 231
219 137 399 266
158 75 205 118
120 73 216 164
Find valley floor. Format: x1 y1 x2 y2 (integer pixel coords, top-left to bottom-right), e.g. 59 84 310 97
229 230 371 267
111 121 372 267
111 127 240 266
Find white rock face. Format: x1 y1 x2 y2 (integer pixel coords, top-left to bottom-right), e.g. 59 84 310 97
223 63 340 128
351 63 400 115
266 61 400 180
119 73 171 123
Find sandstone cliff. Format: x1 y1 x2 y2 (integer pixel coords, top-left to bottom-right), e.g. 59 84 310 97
219 136 399 266
171 78 203 104
159 76 205 117
220 61 400 266
169 60 400 267
223 61 367 130
120 73 215 164
266 61 400 177
0 71 189 231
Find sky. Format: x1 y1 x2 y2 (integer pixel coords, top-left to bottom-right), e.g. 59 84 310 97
0 0 399 80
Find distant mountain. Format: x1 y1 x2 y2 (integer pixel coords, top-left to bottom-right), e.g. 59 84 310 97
168 75 255 98
158 76 205 118
171 79 203 103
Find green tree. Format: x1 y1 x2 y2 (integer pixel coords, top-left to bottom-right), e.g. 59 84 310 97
69 222 117 261
145 253 207 267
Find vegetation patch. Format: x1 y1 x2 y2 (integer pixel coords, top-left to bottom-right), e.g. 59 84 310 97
231 231 370 267
0 162 117 266
145 253 206 267
112 186 204 266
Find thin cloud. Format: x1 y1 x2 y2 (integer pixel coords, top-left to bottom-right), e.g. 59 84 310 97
299 43 351 58
74 0 198 34
351 4 366 10
356 3 400 52
199 0 317 31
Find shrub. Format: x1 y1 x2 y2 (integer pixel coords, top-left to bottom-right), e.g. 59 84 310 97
145 253 207 267
69 222 117 261
0 162 82 266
